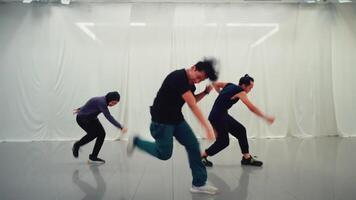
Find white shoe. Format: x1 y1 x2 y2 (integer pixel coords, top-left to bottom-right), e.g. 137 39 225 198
127 134 137 157
190 184 218 195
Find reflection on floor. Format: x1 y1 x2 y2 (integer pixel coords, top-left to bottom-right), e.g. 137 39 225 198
0 137 355 200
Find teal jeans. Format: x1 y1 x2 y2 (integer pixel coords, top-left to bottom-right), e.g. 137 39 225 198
135 120 207 187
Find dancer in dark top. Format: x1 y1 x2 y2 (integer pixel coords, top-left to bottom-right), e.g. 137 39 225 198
201 74 275 167
127 59 220 194
72 91 127 164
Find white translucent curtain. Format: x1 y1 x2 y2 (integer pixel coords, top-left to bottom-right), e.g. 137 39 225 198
0 3 355 141
0 4 131 141
331 5 356 137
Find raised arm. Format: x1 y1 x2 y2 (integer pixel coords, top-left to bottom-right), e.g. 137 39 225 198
194 85 212 102
99 105 124 130
233 91 275 124
212 82 228 93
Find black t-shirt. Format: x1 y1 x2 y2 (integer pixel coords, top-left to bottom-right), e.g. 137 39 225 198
209 83 243 119
150 69 196 124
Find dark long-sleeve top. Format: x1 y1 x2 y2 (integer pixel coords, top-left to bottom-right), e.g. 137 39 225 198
77 96 123 129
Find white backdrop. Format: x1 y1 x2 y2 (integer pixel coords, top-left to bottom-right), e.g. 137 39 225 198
0 3 355 141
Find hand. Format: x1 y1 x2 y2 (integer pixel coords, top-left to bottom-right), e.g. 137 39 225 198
73 108 80 115
206 128 215 141
265 116 275 125
121 127 128 134
204 85 213 94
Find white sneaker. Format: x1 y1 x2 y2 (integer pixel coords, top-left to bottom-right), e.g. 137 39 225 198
127 134 137 157
190 184 218 195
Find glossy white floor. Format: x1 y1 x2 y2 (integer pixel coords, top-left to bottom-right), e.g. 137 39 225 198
0 137 355 200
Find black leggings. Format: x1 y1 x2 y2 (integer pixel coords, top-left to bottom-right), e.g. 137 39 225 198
205 114 249 156
76 116 106 157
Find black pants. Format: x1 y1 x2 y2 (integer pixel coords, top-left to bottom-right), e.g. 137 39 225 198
76 115 106 157
205 114 249 156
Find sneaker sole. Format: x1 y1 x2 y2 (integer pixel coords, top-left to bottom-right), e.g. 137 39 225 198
87 160 105 165
190 188 218 195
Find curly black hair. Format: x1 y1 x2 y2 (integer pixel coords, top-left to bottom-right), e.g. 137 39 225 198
195 58 219 81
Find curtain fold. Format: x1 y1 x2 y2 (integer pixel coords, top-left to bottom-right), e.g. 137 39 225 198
0 3 355 141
